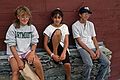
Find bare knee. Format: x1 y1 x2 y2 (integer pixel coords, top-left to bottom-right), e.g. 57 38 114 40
52 29 61 38
54 29 61 35
64 63 71 69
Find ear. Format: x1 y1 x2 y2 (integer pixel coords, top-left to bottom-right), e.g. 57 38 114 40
79 14 82 17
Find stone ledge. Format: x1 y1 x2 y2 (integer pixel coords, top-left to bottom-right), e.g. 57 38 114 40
0 43 112 80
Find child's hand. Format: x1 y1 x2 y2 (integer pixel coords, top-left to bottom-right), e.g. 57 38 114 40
60 52 66 61
89 50 97 59
26 51 35 64
95 49 101 59
52 55 60 62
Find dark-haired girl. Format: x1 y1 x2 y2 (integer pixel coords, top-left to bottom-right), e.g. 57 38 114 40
44 8 71 80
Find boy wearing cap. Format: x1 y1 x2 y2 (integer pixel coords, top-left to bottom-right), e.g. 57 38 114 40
72 6 110 80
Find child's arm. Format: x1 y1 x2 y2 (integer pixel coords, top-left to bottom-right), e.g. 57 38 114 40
10 46 24 69
31 44 37 53
75 37 96 59
92 36 100 59
28 25 39 63
5 24 24 69
92 37 99 50
27 44 37 64
44 34 52 56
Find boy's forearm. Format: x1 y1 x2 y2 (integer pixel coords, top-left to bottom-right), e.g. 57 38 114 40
76 37 92 54
92 37 99 50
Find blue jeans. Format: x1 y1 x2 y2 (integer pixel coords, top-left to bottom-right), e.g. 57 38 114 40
78 48 110 80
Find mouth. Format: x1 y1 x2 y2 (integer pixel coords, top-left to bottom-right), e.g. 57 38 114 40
22 20 28 23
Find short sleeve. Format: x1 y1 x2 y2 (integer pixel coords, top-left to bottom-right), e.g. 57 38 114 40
90 22 96 37
43 26 51 37
72 24 80 39
63 24 69 35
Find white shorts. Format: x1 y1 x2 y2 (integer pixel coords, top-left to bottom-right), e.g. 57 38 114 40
8 50 31 61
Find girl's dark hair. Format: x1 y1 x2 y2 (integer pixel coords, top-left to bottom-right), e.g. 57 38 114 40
14 6 32 28
51 8 63 18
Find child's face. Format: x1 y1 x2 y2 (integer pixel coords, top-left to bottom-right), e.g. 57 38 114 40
79 12 91 21
52 14 62 26
17 12 30 25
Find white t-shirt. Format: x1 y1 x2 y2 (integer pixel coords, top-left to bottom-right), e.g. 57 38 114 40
43 24 69 43
72 20 96 49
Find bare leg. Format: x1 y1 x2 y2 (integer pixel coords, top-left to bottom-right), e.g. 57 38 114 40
9 57 20 80
52 29 61 55
64 63 71 80
33 55 44 80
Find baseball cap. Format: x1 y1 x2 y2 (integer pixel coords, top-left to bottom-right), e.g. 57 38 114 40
79 6 92 14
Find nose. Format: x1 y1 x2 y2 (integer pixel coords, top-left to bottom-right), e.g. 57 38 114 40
56 17 60 21
22 16 30 19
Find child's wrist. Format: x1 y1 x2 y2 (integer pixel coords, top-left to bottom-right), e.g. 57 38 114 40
31 50 35 53
50 53 54 58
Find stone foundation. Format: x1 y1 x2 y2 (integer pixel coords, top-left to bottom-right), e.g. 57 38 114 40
0 44 112 80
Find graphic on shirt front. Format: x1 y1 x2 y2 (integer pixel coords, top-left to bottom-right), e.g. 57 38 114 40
15 31 32 38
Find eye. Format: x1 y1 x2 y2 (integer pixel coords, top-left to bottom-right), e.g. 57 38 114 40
21 16 30 19
53 16 57 18
57 16 61 19
53 16 61 19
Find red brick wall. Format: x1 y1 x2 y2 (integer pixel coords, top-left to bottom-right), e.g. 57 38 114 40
0 0 120 79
